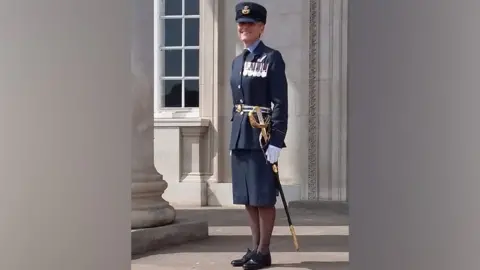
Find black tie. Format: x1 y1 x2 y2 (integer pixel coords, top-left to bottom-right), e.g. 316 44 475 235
243 49 250 61
239 49 250 92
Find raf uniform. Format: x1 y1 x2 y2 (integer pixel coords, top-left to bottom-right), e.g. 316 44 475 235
229 3 288 268
229 3 288 208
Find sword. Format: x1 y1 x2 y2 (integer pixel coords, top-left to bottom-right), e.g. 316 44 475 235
272 162 299 251
248 106 300 251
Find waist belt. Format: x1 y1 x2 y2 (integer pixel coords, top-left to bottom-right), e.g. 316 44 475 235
235 104 272 114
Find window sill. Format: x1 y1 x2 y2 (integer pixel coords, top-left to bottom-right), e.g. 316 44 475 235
154 108 199 119
153 117 210 128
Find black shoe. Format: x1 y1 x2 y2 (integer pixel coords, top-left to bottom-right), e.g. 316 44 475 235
242 252 272 270
231 248 255 267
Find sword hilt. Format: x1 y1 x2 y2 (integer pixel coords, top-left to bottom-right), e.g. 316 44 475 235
248 106 270 145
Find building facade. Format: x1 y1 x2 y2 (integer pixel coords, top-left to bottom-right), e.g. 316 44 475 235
138 0 349 206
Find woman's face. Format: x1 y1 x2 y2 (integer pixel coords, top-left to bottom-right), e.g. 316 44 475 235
237 22 264 44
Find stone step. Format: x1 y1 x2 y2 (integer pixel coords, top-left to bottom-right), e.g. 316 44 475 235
132 218 209 257
288 200 349 215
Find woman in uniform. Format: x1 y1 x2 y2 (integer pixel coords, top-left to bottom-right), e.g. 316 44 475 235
228 2 288 269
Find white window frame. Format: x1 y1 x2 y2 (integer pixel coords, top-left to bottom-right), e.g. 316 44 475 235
154 0 200 119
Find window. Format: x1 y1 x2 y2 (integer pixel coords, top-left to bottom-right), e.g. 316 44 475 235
154 0 200 116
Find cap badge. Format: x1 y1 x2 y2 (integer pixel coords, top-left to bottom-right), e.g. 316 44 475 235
241 5 250 15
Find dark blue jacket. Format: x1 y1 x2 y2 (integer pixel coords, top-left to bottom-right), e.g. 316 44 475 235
229 41 288 150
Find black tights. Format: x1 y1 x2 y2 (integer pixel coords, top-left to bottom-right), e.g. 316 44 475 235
245 205 276 254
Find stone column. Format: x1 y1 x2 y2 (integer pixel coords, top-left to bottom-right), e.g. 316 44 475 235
349 0 480 269
131 0 175 229
0 0 131 269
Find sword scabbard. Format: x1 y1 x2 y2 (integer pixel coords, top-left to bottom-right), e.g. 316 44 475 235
289 225 300 251
247 108 299 252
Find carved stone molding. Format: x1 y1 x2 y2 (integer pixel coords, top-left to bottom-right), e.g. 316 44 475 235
307 0 320 200
307 0 348 201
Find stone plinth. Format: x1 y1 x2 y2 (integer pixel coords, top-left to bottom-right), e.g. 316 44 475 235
132 219 209 257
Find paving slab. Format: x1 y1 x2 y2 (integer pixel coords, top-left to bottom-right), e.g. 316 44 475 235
132 206 349 270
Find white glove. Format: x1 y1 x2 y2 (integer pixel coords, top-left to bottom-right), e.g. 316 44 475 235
265 145 281 163
230 150 232 156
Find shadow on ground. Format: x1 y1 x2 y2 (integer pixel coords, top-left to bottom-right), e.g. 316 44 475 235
133 207 349 269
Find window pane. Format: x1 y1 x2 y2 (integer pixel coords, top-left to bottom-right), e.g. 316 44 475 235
185 0 199 15
164 50 182 77
184 18 199 46
184 80 199 107
163 80 182 107
164 0 182 15
163 19 182 46
184 50 199 77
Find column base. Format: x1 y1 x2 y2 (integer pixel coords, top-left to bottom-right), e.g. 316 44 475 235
131 205 176 229
131 173 176 229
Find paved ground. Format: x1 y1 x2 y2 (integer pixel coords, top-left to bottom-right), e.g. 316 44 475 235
132 206 349 270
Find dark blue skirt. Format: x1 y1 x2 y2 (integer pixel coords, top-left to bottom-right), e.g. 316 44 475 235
231 149 278 207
